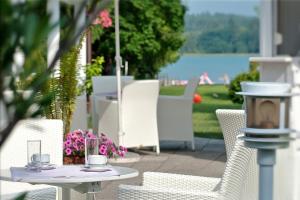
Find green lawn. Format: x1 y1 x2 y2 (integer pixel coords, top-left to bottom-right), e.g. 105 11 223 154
160 85 242 139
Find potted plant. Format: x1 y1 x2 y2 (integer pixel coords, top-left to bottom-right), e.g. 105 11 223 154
63 130 127 164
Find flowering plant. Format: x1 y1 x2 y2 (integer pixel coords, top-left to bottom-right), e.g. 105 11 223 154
63 130 127 159
92 9 112 28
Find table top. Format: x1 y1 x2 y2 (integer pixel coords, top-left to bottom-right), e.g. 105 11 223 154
0 165 138 184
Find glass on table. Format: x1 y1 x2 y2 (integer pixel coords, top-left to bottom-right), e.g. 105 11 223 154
85 138 107 167
27 140 42 172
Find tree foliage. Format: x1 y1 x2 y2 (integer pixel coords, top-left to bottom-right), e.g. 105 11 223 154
0 0 111 146
92 0 186 79
85 56 104 96
182 13 259 54
228 62 259 104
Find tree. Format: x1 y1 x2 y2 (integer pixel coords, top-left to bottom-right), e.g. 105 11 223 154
92 0 186 79
0 0 111 147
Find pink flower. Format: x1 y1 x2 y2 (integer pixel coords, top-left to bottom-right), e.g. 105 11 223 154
120 146 127 152
79 138 84 143
79 145 84 151
71 132 77 139
106 139 113 145
118 151 125 157
111 146 116 153
73 143 79 150
65 140 72 146
75 138 81 144
92 10 112 28
99 145 107 155
65 148 72 156
87 132 96 139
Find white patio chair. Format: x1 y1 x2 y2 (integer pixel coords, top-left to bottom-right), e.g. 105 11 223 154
216 109 258 200
70 94 87 131
216 109 246 157
0 119 63 200
216 109 297 200
118 139 254 200
91 75 134 133
157 77 199 150
97 80 160 154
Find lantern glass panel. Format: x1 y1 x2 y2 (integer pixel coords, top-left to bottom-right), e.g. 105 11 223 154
246 97 283 129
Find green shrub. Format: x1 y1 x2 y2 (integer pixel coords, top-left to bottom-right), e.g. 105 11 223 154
228 62 259 104
85 56 104 95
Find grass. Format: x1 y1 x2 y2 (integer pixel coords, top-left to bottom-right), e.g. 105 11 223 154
160 85 242 139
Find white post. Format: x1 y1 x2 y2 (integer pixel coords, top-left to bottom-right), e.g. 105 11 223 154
114 0 124 145
74 1 87 87
47 0 60 74
260 0 277 57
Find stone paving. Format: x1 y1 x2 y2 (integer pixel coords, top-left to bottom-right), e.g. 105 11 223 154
72 137 226 200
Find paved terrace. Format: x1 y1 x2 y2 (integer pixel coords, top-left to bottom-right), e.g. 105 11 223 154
73 138 226 200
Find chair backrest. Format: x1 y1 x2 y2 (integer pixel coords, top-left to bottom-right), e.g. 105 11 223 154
219 139 254 200
183 77 199 98
216 109 245 157
70 94 87 131
216 109 258 200
121 80 159 147
0 119 63 169
92 76 134 94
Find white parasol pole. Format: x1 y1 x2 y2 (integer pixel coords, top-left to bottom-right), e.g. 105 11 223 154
114 0 124 145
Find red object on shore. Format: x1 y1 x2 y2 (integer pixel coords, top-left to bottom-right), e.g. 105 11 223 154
193 94 202 104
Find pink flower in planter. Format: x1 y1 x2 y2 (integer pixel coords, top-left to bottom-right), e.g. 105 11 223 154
118 150 125 157
99 145 107 155
73 143 79 151
64 130 127 159
87 132 96 139
75 138 81 145
119 146 127 152
65 139 72 147
65 148 72 156
71 132 77 139
79 145 84 151
111 146 116 153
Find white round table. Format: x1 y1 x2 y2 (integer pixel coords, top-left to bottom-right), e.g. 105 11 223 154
0 165 138 200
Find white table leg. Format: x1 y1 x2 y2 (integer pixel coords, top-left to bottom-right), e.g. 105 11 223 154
62 188 71 200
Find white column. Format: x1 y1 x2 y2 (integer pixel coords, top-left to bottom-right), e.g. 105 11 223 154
260 0 277 56
74 2 87 86
47 0 60 73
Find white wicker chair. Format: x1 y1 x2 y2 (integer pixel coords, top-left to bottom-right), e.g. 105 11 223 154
216 109 246 157
70 94 87 131
118 139 253 200
91 75 134 133
0 119 63 200
97 80 160 154
217 109 300 200
216 109 258 200
157 77 199 150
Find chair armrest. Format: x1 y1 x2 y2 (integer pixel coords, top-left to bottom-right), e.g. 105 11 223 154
143 172 221 191
118 185 220 200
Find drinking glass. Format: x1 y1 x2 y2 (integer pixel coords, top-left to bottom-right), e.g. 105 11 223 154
27 140 42 172
85 138 103 167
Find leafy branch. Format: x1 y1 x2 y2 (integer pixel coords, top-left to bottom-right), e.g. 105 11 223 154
0 0 111 147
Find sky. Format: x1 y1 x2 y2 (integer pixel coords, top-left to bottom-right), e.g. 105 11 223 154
183 0 260 16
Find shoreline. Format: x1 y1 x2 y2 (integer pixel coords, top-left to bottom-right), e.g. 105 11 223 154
181 53 259 56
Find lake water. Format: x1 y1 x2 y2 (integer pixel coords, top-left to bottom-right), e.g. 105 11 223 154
159 54 256 83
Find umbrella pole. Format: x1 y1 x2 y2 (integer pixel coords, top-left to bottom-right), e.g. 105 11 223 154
114 0 123 146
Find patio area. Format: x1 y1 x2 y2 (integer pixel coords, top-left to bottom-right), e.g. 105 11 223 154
71 138 226 200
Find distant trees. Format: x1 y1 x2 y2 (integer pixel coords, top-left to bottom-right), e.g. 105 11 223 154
92 0 186 79
181 13 259 54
